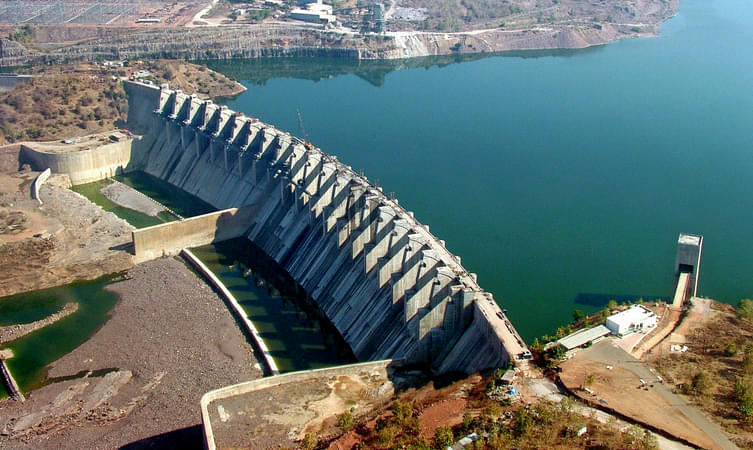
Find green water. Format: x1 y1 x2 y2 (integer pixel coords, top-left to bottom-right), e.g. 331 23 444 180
110 173 353 371
71 178 173 228
190 238 355 372
113 171 215 218
71 171 215 228
0 275 122 397
207 0 753 341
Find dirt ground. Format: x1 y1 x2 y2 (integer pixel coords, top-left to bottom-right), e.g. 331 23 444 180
560 339 733 449
0 171 134 298
208 369 395 449
0 257 261 449
648 299 753 447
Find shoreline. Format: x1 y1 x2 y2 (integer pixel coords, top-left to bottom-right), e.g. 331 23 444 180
0 0 680 68
0 302 79 344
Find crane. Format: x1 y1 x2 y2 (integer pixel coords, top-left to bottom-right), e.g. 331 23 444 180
296 108 314 150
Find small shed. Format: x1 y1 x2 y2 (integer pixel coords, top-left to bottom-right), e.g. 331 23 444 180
499 369 515 385
557 325 611 351
606 305 657 336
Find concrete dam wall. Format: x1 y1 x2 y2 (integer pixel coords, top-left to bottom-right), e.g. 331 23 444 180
20 139 134 185
126 81 526 374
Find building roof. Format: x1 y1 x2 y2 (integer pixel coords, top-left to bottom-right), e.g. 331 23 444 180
606 305 655 326
557 325 611 350
678 233 702 246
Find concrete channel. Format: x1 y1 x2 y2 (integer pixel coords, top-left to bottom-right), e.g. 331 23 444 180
181 248 280 376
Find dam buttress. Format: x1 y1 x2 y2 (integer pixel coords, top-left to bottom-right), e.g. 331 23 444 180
124 80 527 374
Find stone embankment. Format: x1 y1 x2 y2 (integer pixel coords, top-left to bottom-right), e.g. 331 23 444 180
0 302 79 344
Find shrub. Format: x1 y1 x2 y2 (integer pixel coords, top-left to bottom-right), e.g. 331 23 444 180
336 410 354 431
744 345 753 374
300 433 317 450
377 424 398 447
737 299 753 321
482 402 503 421
726 341 738 357
690 372 712 397
513 408 533 437
433 426 454 449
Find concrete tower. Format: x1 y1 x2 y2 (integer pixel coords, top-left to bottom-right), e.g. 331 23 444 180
675 233 703 297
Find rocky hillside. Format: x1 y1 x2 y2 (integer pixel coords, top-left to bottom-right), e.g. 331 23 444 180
0 0 679 66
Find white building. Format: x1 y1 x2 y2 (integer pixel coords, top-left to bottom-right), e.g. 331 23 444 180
557 325 611 351
606 305 657 336
290 0 336 23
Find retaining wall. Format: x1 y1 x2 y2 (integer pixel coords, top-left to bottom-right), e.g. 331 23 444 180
200 359 396 450
31 168 51 204
132 207 255 263
182 248 279 376
20 140 134 185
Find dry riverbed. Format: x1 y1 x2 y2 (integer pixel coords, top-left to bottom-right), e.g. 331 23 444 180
0 257 262 449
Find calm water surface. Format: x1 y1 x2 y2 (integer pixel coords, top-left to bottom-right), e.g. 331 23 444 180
0 276 121 397
191 238 355 372
209 0 753 340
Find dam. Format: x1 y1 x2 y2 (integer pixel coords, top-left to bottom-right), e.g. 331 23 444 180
34 81 528 374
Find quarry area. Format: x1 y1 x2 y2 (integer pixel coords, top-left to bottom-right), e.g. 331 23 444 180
0 0 680 66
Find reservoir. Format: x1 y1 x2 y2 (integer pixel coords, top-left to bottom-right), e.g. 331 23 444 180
206 0 753 341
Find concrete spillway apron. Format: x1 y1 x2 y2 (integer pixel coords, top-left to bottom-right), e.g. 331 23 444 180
181 249 280 376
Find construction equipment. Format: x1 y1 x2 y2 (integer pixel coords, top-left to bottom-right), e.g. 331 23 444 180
296 108 314 150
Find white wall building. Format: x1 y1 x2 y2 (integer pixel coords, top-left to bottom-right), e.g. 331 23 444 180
290 1 336 23
606 305 657 336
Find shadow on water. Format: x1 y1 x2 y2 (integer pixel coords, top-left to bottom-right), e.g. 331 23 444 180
190 237 355 372
200 47 602 90
114 171 216 218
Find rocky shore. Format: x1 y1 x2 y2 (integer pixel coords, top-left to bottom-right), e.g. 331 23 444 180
0 302 78 344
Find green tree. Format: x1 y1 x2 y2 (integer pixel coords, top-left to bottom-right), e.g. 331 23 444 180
725 341 738 357
607 299 618 309
690 372 712 397
572 309 585 322
432 426 454 449
737 299 753 321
